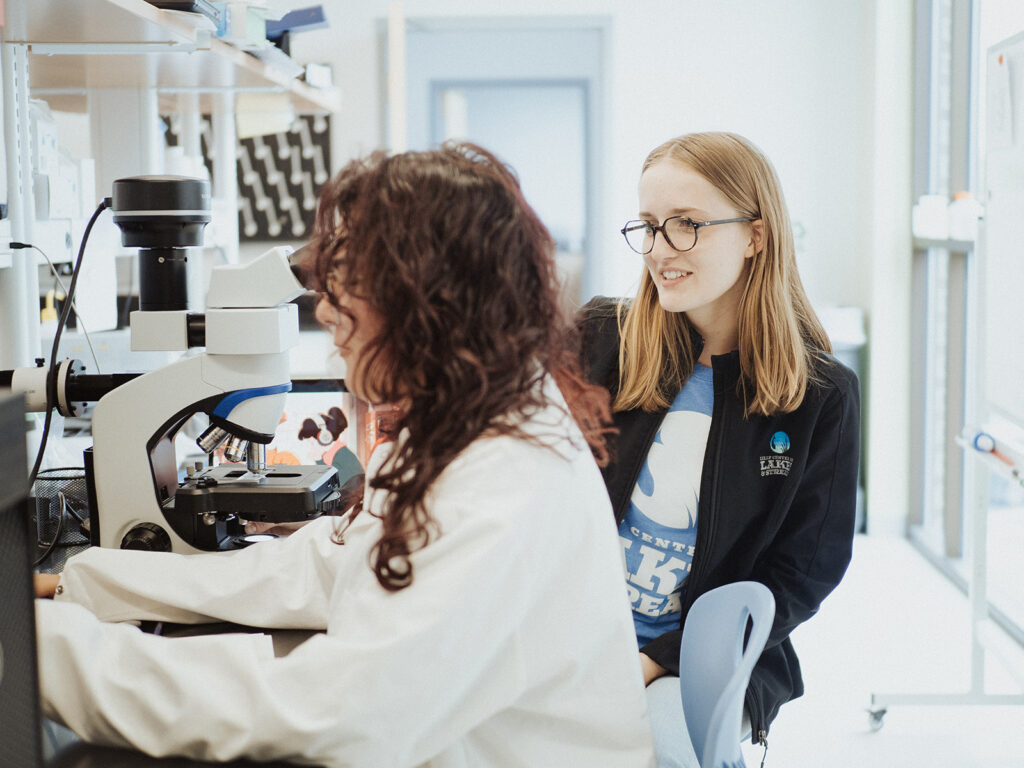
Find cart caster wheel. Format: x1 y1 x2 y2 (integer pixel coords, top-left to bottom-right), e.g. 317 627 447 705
867 707 886 732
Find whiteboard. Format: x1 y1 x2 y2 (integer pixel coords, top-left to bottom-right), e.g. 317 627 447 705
983 31 1024 428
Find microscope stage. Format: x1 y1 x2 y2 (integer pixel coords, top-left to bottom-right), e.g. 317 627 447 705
170 463 341 522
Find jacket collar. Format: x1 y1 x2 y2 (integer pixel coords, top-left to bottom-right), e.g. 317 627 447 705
691 327 741 388
710 349 742 387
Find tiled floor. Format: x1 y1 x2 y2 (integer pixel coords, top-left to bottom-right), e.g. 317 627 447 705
738 534 1024 768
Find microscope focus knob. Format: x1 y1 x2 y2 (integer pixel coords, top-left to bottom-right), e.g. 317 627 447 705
120 522 172 552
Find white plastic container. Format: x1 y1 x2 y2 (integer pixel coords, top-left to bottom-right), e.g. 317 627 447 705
947 191 983 242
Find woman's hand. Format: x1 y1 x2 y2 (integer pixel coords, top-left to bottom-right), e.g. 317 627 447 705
640 652 668 686
34 573 61 599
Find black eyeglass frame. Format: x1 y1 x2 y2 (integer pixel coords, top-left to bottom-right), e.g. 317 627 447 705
620 215 757 255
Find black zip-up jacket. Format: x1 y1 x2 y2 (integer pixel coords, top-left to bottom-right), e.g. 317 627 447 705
578 297 860 740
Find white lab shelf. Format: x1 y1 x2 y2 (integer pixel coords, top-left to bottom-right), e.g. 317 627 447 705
3 0 341 114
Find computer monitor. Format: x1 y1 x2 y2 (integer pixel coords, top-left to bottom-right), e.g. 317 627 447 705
0 392 44 767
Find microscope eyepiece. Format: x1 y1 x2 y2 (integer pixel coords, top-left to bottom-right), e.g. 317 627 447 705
287 244 316 291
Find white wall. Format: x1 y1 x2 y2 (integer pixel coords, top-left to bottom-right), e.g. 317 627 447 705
293 0 874 312
859 0 914 536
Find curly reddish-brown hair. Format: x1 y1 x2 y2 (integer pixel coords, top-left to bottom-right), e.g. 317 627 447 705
306 142 612 592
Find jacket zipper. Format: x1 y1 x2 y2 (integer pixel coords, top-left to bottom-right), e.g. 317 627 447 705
744 686 765 746
680 359 727 611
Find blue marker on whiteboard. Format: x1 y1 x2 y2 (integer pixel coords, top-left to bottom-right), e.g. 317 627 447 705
974 432 1013 466
974 433 1024 488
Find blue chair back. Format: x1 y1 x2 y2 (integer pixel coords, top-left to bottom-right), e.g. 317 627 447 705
679 581 775 768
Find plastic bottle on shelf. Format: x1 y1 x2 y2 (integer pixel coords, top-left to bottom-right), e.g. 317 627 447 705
947 191 983 242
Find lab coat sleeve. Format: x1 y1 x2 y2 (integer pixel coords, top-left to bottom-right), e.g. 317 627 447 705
38 447 548 766
54 515 345 629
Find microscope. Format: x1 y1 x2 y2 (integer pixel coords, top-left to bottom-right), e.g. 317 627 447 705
3 176 341 554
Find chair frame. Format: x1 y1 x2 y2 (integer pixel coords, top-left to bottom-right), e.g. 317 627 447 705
679 581 775 768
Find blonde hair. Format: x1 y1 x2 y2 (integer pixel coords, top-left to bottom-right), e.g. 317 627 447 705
615 132 831 417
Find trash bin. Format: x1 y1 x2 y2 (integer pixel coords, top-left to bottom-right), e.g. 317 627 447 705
32 467 91 572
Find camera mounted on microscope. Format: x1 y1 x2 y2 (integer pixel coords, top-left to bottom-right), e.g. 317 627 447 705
111 176 211 312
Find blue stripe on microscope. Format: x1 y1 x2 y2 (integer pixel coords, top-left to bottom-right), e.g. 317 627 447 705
212 383 293 418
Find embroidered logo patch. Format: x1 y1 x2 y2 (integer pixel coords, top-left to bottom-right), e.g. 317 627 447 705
760 432 793 477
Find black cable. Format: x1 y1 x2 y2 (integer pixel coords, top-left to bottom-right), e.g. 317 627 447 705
25 198 111 493
33 473 90 569
32 491 90 563
35 468 89 526
119 256 134 330
61 495 87 525
33 491 67 568
27 467 82 532
17 242 101 373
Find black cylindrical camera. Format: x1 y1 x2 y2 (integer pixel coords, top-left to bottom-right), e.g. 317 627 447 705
111 176 211 312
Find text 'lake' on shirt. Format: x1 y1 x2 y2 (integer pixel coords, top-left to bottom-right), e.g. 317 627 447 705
618 363 713 645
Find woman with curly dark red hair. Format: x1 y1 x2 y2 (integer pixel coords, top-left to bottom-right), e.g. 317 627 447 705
35 144 656 767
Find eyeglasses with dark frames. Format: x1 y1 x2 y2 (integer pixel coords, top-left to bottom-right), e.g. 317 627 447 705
620 215 757 255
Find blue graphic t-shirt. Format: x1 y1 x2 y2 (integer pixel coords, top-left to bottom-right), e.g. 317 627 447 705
619 363 714 646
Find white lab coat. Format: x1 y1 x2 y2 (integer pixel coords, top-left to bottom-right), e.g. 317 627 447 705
37 386 656 767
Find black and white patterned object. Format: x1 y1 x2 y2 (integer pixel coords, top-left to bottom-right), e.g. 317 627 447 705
164 114 330 241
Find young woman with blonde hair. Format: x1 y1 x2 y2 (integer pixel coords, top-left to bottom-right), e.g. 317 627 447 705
580 131 860 766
